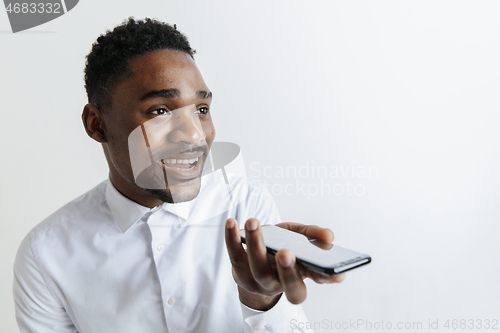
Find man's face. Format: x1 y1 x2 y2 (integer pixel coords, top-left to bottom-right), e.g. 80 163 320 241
101 49 215 205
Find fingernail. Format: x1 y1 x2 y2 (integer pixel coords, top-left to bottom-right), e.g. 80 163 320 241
279 254 293 267
226 219 234 229
246 220 258 231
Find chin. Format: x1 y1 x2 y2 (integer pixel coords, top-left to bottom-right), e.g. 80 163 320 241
144 179 201 204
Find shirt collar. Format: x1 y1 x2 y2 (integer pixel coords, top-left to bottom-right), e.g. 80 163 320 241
105 179 192 233
161 200 191 220
105 179 152 233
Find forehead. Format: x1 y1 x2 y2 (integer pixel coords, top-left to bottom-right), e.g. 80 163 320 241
114 49 207 98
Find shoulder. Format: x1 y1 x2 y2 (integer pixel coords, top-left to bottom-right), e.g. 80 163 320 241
14 180 109 285
245 178 280 225
23 180 108 243
246 177 273 199
221 174 280 226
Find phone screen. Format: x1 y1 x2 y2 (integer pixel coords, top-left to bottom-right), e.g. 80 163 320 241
240 225 371 275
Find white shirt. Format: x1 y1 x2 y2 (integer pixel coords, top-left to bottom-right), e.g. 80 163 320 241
13 171 312 333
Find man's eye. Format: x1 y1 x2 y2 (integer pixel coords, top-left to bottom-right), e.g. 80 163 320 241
196 107 209 115
150 108 168 115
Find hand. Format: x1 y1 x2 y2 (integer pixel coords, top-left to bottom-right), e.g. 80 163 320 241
225 218 346 310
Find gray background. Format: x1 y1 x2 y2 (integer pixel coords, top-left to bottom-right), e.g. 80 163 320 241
1 1 499 332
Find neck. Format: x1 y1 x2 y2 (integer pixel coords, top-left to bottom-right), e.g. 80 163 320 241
108 171 164 209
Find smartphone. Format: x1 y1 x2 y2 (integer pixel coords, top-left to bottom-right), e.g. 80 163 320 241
240 225 371 276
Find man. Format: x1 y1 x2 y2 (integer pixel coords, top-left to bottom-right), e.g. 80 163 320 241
13 18 345 332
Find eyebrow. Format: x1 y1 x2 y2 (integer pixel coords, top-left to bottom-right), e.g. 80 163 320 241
140 89 212 100
197 90 213 99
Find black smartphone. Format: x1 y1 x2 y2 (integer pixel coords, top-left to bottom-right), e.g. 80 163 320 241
240 225 371 276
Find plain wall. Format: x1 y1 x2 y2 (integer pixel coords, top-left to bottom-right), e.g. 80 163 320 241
1 1 499 332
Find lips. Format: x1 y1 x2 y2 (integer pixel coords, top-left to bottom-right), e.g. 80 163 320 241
162 156 199 170
165 151 204 160
163 157 199 165
160 151 204 180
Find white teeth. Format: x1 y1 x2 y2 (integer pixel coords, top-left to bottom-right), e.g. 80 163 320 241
163 157 199 164
176 165 195 170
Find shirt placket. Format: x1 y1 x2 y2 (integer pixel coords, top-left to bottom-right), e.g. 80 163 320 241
147 209 184 333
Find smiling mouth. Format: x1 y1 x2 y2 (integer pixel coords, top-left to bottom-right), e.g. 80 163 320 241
161 156 199 170
159 150 205 180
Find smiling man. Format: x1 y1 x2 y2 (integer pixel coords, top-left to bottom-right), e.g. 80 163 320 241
13 18 344 333
84 39 214 207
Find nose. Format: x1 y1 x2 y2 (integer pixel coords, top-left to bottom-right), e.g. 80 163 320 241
167 105 205 144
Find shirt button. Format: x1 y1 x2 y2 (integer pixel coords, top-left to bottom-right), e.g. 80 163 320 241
256 325 266 331
157 244 164 252
167 297 176 305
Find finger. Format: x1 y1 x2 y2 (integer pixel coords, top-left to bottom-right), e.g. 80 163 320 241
244 218 277 286
276 222 334 243
275 249 307 304
225 218 257 287
298 266 346 284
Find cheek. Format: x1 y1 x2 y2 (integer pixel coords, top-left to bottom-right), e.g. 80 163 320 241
204 122 216 142
108 126 129 153
106 127 136 171
108 139 132 172
106 115 131 142
146 123 175 149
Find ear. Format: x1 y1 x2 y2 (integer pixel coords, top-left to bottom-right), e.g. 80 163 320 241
82 103 107 143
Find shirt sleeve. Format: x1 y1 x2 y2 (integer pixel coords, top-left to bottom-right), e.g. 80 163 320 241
13 234 77 333
240 180 314 333
240 295 314 333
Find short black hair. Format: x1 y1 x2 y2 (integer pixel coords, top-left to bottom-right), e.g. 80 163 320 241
84 17 196 109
